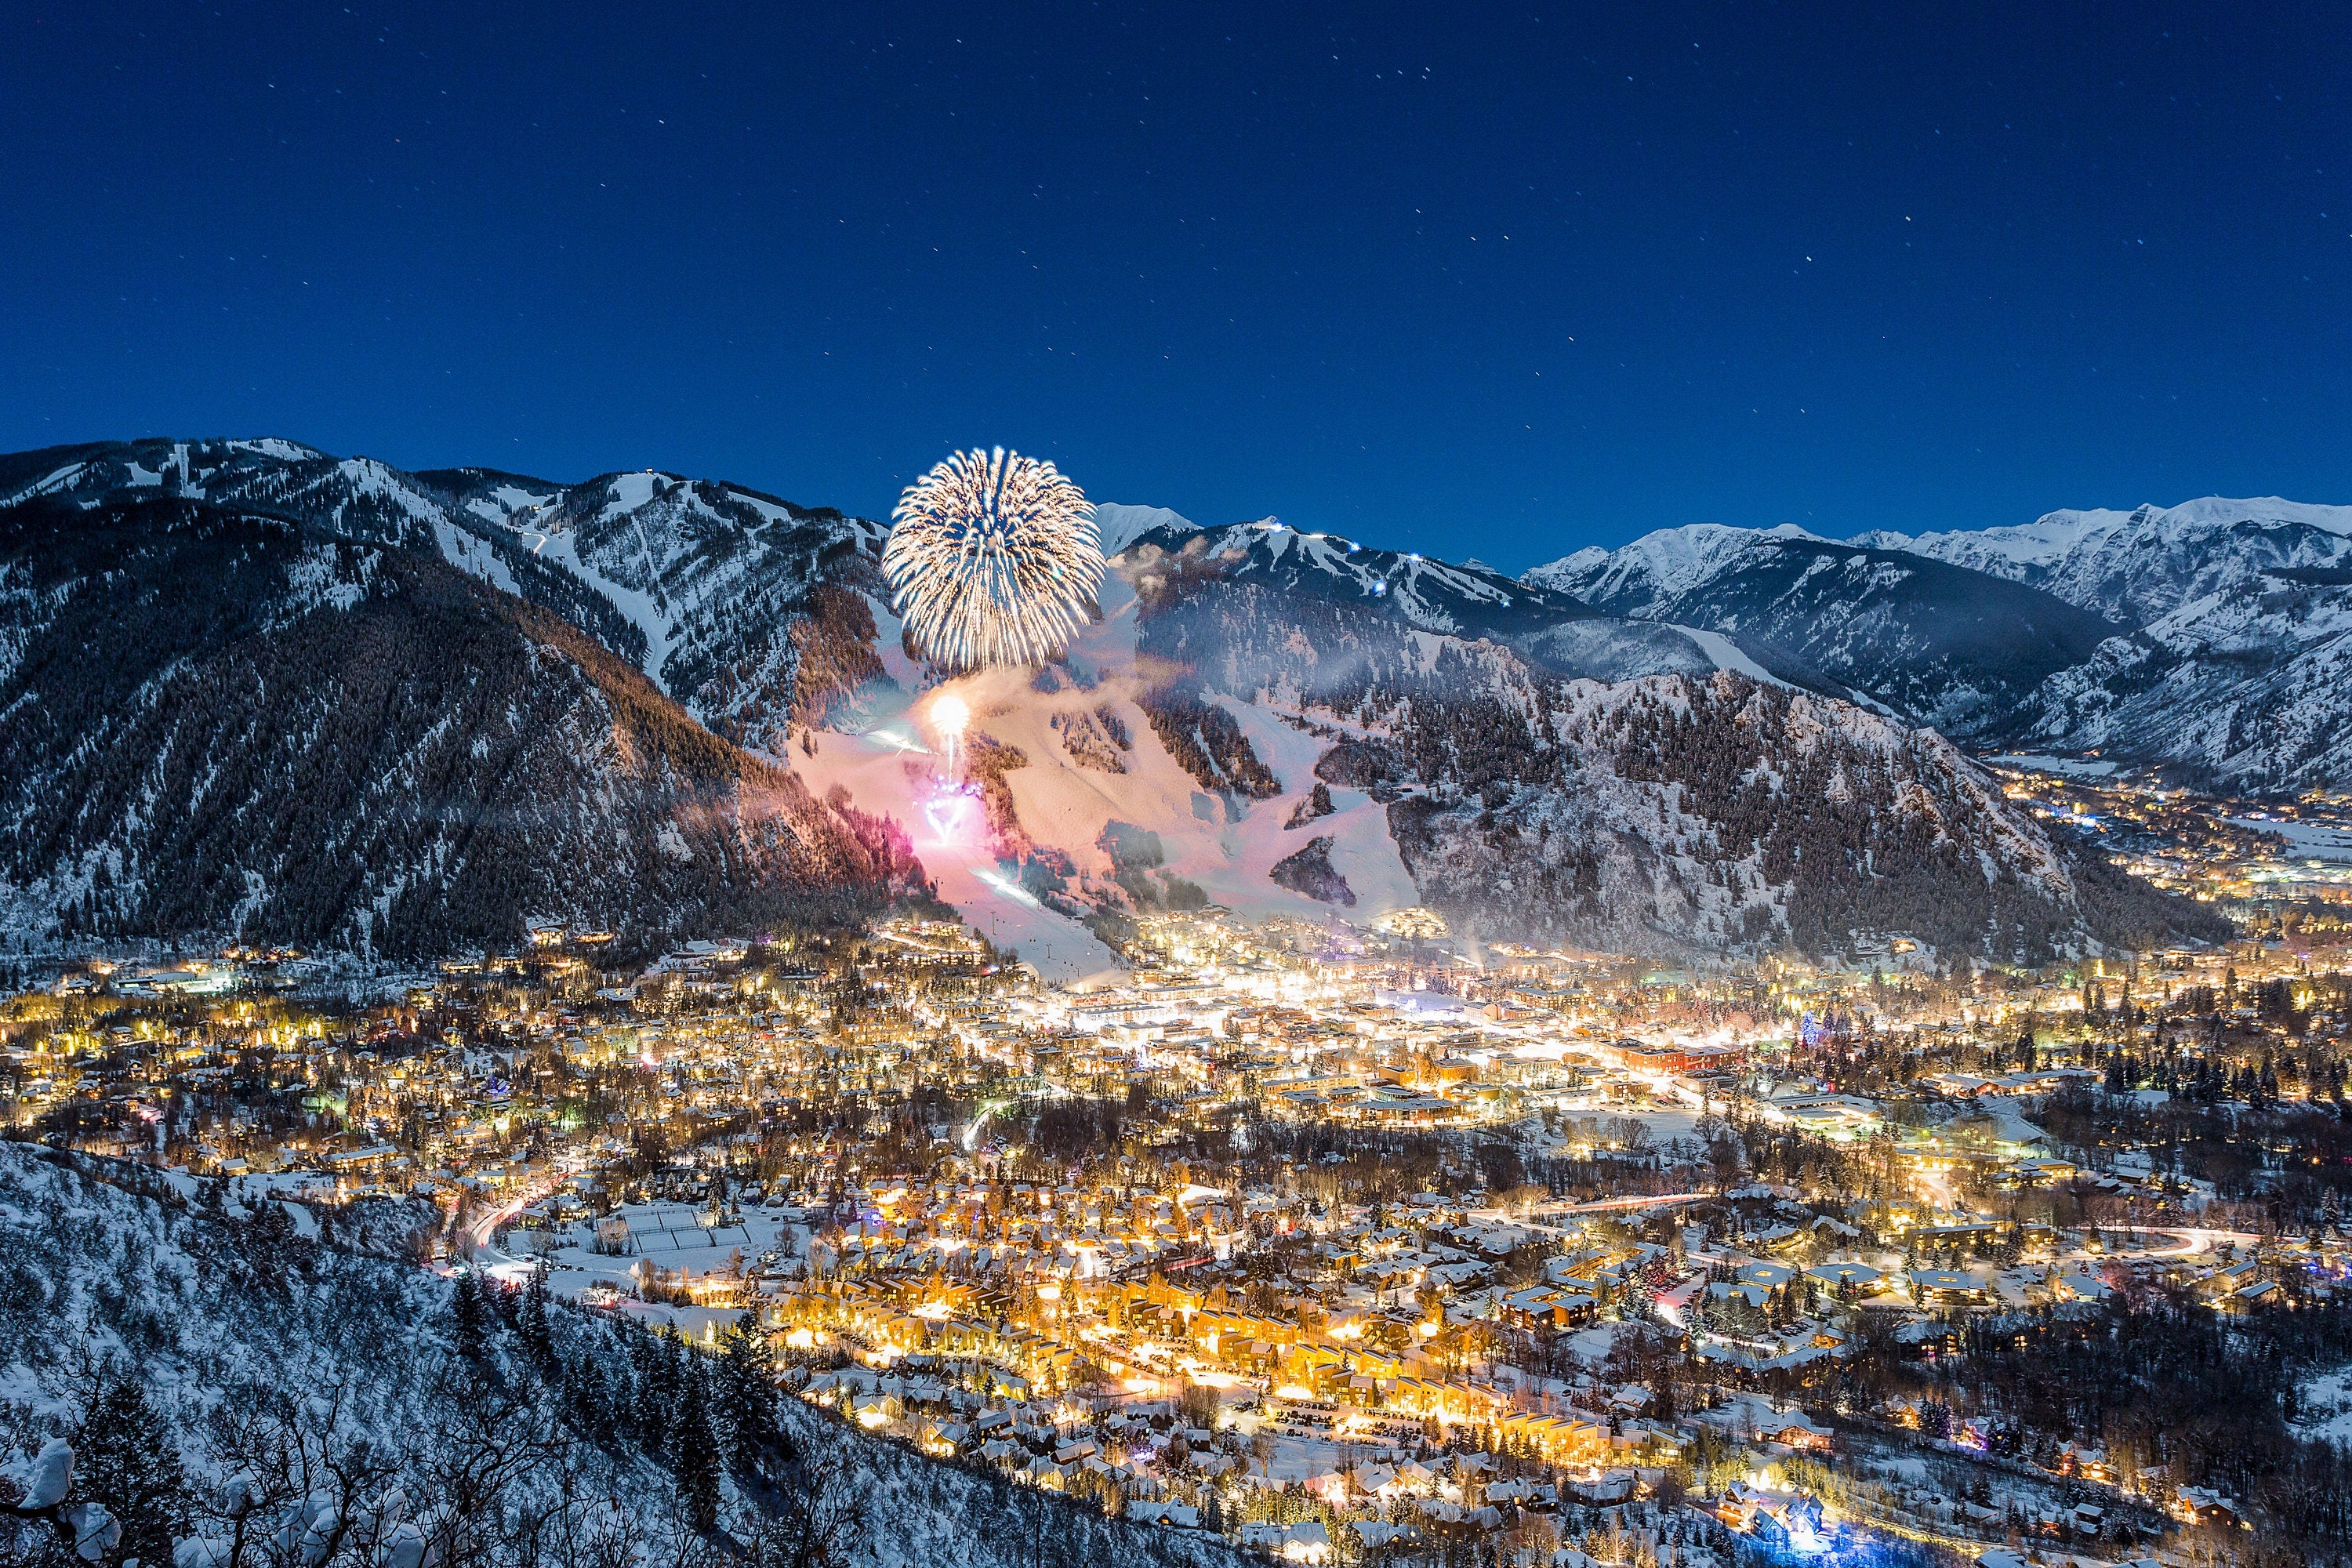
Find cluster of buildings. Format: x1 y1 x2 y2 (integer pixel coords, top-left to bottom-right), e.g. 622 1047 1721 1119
5 782 2350 1562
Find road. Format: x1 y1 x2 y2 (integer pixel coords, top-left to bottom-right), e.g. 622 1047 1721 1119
466 1176 566 1254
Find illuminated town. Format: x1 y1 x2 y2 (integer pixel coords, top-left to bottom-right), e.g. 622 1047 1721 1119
9 768 2350 1566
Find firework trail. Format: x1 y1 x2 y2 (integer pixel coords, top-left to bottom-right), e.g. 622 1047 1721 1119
884 448 1103 668
928 691 969 779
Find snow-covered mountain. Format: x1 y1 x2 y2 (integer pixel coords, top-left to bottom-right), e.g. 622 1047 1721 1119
0 490 921 956
1118 517 1824 691
1857 497 2352 626
1847 497 2352 789
1522 521 1831 612
0 439 897 757
1526 500 2352 792
1083 527 2216 963
2009 570 2352 793
1520 525 2120 736
1088 501 1195 555
1128 517 1603 639
0 437 2229 962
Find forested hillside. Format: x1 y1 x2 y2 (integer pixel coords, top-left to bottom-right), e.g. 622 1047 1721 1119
0 496 924 957
1128 541 2226 962
0 1145 1244 1568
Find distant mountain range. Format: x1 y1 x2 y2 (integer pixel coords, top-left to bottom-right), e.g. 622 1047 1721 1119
1528 498 2352 793
0 436 2257 962
1523 525 2120 736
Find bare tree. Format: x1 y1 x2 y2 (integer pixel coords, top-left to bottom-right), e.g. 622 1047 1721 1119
733 1449 866 1568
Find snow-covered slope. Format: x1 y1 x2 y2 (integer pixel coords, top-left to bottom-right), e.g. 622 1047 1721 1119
1520 528 2118 736
1860 497 2352 626
0 1146 1243 1568
1521 521 1829 613
424 466 897 750
0 493 920 956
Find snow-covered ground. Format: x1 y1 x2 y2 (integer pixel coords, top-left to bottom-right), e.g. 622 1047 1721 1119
2227 816 2352 864
1984 753 2122 779
2299 1368 2352 1447
787 571 1424 980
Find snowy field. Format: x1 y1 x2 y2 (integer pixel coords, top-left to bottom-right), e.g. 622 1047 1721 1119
1984 753 2122 779
483 1199 804 1298
2299 1368 2352 1447
2227 816 2352 865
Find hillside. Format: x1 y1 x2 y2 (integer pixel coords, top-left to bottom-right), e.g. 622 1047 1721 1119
0 495 922 957
1116 535 2220 963
0 1145 1243 1568
1523 527 2122 737
0 437 2237 964
1852 499 2352 790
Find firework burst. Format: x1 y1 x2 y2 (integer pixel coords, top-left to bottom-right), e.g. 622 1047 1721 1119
884 448 1102 669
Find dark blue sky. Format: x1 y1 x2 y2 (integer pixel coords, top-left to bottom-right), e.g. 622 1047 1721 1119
5 3 2347 568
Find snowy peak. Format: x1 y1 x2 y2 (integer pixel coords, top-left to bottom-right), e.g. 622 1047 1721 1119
1520 521 1828 614
1090 501 1194 555
1853 510 2121 575
1515 524 2118 736
1122 516 1599 639
1869 496 2352 626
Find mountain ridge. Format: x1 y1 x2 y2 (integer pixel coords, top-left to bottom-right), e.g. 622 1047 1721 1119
0 436 2241 962
1526 499 2352 791
0 491 924 958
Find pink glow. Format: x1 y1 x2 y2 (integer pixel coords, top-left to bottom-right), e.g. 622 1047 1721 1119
923 786 976 843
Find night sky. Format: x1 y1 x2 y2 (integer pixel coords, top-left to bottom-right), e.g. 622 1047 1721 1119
5 4 2347 568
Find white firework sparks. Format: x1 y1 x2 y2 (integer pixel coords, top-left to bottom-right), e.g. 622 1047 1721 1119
883 448 1103 669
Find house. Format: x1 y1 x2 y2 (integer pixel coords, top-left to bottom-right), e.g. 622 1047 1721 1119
2175 1486 2243 1526
2222 1279 2282 1314
1806 1259 1883 1293
1907 1268 1987 1307
1236 1523 1333 1563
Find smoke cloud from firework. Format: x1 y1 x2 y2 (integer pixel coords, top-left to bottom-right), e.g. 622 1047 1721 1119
883 448 1104 670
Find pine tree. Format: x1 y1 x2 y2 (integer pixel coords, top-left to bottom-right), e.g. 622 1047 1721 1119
672 1362 723 1534
75 1372 192 1568
248 1199 296 1252
715 1320 786 1475
520 1265 554 1370
452 1268 490 1359
623 1321 661 1447
637 1326 683 1454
